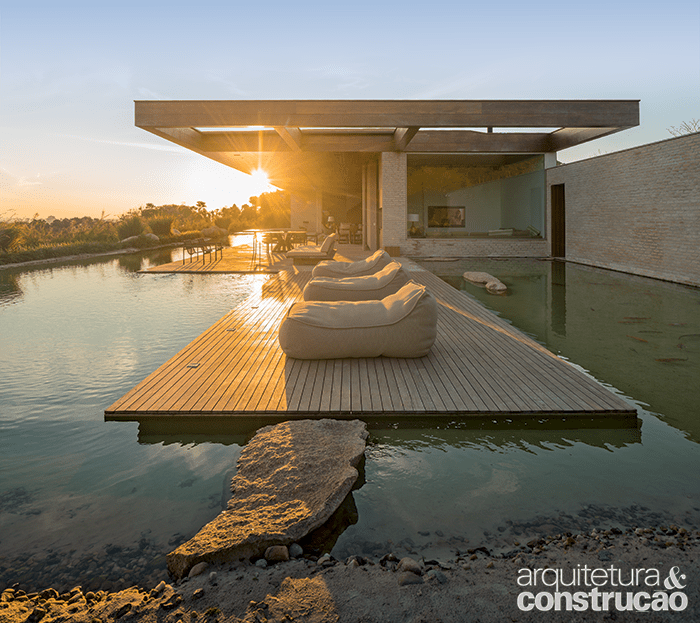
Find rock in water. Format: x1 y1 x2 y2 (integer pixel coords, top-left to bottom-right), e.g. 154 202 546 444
167 419 368 579
462 271 507 294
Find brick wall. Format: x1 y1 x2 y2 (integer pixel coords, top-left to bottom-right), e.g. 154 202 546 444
547 133 700 287
380 152 407 248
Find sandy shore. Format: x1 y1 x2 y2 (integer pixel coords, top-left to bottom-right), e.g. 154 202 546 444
2 527 698 622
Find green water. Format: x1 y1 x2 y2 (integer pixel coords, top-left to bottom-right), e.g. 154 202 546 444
1 252 699 592
330 259 700 560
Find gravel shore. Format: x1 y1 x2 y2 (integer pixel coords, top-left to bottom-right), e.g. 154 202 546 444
2 526 698 622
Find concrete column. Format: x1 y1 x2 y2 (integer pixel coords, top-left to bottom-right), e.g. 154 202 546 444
379 152 407 252
544 152 557 169
315 190 324 234
362 161 379 252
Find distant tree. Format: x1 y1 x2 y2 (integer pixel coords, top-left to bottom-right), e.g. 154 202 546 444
668 119 700 137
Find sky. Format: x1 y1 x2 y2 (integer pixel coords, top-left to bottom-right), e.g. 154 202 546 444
1 0 698 220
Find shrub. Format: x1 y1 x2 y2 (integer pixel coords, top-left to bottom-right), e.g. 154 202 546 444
0 226 20 252
147 216 174 237
117 215 144 239
17 222 47 249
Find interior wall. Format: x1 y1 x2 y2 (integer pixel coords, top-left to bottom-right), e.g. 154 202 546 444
290 194 319 232
407 156 545 239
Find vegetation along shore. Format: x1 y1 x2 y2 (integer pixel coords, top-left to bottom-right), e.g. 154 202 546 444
0 193 290 267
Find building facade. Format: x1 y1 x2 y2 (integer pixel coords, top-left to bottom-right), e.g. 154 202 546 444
131 101 700 287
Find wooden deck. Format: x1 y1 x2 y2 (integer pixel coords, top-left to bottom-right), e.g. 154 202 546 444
105 263 637 421
143 242 371 274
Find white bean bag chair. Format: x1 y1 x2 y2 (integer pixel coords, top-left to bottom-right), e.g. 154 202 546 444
312 249 393 278
279 282 438 359
303 262 410 302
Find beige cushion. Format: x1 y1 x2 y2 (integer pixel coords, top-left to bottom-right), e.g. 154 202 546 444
319 233 337 253
286 233 338 259
312 249 393 278
303 262 410 301
278 281 438 359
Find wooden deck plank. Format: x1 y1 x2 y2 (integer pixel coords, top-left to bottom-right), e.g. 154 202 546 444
412 271 602 412
365 358 385 412
105 264 637 420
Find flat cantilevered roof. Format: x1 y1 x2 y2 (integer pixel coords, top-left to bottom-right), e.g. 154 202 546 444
135 99 639 195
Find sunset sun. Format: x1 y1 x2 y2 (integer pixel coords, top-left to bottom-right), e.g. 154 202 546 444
249 168 272 195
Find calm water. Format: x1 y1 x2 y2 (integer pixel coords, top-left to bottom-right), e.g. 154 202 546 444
1 252 699 592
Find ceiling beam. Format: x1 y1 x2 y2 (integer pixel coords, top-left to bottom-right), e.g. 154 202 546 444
545 127 632 151
393 126 420 150
274 126 303 150
405 130 552 153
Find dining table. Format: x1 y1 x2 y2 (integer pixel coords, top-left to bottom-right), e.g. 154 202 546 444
240 229 309 270
271 229 306 252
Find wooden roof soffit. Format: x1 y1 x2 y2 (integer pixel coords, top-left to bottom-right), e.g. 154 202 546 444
134 101 641 174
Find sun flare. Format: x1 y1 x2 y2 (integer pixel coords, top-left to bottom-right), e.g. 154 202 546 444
183 161 278 210
249 168 272 194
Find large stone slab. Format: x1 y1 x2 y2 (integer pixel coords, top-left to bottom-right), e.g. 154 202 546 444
167 419 368 579
463 271 507 294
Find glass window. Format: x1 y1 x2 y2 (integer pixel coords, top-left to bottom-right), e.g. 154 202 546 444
407 154 544 239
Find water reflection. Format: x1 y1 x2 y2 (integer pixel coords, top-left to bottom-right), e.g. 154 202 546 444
551 260 567 337
118 253 148 272
367 417 641 451
135 415 641 450
137 418 259 446
2 252 700 595
0 271 23 306
425 258 700 442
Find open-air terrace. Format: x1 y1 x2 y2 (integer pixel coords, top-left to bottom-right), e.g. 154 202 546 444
106 239 636 422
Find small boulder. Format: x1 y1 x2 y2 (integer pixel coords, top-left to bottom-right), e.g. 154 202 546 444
397 572 423 586
289 543 303 558
264 546 289 563
187 562 209 578
396 557 422 575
